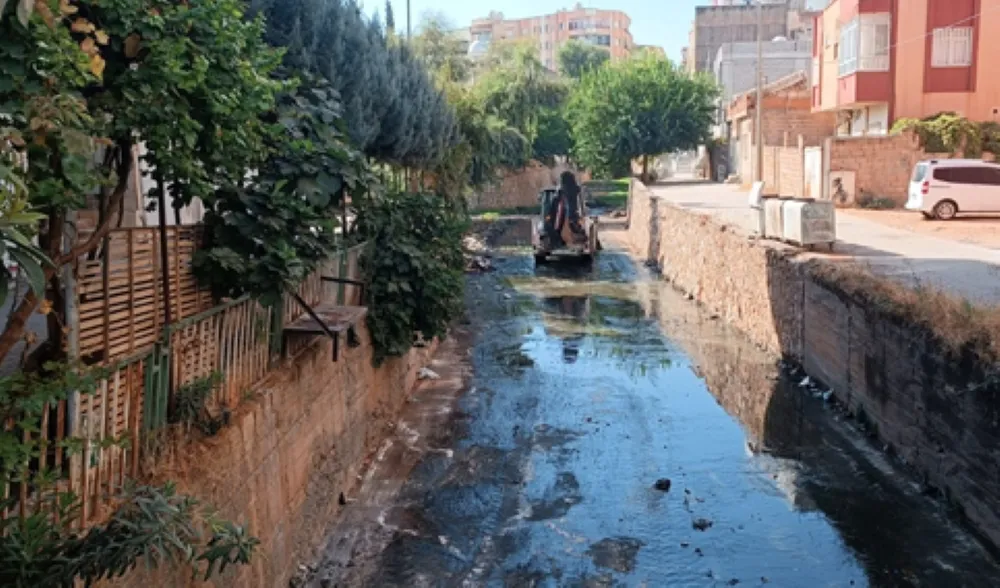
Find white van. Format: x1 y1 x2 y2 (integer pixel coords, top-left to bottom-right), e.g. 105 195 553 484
905 159 1000 220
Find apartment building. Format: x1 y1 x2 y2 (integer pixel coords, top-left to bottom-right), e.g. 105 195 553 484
469 5 633 71
813 0 1000 136
684 1 805 73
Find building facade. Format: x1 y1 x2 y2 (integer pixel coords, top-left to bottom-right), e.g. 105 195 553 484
685 1 803 73
813 0 1000 136
469 5 633 71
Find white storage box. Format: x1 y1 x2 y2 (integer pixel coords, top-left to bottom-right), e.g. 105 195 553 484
782 199 836 249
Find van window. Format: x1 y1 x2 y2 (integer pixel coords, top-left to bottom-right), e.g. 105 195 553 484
933 166 994 184
911 163 928 182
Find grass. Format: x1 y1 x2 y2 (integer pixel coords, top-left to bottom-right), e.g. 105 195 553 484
472 205 538 217
856 193 898 210
584 178 630 210
806 260 1000 363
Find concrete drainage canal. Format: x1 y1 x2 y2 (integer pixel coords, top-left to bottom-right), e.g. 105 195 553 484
300 244 1000 587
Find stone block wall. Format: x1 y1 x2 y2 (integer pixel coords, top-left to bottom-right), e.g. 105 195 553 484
113 328 435 587
622 180 1000 548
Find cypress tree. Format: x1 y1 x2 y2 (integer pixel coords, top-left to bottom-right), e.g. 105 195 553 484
385 0 395 36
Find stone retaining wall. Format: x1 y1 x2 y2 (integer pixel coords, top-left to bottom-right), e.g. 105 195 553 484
113 329 436 587
622 180 1000 549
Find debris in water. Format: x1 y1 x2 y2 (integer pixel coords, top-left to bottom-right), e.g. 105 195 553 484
418 368 440 380
503 293 512 300
728 579 740 586
692 518 713 531
653 478 672 492
822 389 834 401
680 542 690 548
799 376 811 388
695 548 704 556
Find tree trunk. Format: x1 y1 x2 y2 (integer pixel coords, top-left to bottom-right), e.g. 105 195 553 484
641 155 649 184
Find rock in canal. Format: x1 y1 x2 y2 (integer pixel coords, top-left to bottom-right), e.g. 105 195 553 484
653 478 672 492
692 517 713 531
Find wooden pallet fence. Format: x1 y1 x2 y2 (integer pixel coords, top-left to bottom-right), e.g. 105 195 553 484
75 227 213 363
167 296 274 410
2 354 150 530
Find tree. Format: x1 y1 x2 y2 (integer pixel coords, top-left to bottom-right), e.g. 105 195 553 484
567 54 718 181
557 40 609 79
385 0 394 35
473 41 568 160
413 13 470 84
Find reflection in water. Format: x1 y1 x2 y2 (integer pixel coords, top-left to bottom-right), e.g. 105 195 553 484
542 295 589 363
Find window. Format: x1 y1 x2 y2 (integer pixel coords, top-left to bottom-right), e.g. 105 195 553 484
839 15 890 75
839 20 858 75
932 27 973 67
933 166 1000 185
859 16 890 71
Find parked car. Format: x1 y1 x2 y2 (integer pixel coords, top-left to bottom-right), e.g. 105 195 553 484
905 159 1000 220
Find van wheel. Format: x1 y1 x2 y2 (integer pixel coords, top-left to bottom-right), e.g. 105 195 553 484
933 200 958 220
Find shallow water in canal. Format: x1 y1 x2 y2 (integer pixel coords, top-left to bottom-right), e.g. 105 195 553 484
308 250 1000 587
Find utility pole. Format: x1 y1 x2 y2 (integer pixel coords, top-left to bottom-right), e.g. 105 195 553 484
755 0 764 184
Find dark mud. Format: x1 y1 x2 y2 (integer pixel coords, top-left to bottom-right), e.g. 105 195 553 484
304 247 1000 587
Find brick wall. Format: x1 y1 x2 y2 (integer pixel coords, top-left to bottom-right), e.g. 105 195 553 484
761 144 806 196
470 163 590 211
761 108 837 147
620 180 1000 549
113 329 436 587
828 133 934 205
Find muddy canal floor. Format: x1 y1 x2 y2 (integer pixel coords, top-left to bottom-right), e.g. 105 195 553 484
304 247 1000 587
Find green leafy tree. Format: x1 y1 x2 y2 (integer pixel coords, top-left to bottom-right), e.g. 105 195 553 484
413 13 470 84
0 0 286 366
567 54 718 180
193 75 370 305
473 42 568 161
557 39 609 79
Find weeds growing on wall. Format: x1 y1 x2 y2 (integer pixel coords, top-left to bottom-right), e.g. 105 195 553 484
892 112 1000 158
352 191 468 365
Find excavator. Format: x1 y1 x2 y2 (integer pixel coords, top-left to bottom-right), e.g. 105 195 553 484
532 174 600 265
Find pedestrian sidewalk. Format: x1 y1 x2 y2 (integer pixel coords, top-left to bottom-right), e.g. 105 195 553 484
649 182 1000 304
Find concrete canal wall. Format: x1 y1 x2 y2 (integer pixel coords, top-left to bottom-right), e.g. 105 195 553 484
621 181 1000 549
113 328 436 587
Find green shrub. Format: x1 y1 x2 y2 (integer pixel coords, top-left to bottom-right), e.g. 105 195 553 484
353 192 468 364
